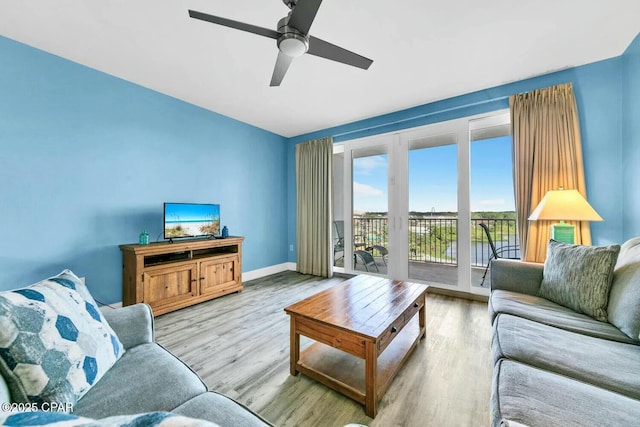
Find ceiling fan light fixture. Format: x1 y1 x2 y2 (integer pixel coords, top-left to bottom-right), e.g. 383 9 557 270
278 34 309 58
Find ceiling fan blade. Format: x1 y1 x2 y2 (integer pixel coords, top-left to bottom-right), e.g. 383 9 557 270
308 36 373 70
288 0 323 34
188 10 280 39
270 51 294 86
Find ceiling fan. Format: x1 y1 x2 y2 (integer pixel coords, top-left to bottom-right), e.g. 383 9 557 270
188 0 373 86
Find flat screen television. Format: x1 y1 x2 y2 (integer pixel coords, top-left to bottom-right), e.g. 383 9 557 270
164 203 220 240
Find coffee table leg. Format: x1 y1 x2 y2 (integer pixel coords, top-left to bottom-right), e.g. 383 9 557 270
364 340 378 417
290 316 300 376
419 295 427 340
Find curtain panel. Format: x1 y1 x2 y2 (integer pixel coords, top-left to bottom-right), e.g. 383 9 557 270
510 82 591 262
296 136 333 277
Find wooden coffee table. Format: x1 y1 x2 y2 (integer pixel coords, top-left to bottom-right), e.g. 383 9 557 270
284 275 428 417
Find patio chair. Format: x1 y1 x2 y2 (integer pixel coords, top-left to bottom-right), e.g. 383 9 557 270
334 220 366 264
371 245 389 266
479 223 520 287
354 250 380 272
333 220 345 262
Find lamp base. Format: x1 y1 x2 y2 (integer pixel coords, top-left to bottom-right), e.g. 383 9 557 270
551 223 575 244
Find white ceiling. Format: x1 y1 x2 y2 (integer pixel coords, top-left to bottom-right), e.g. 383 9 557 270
1 1 639 137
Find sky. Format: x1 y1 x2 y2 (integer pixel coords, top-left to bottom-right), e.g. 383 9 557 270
353 135 515 213
165 203 220 222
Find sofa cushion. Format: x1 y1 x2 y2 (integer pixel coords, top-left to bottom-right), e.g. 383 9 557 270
0 410 220 426
0 270 124 407
490 259 544 296
492 359 640 427
538 240 620 321
172 392 274 427
72 342 206 418
489 290 635 344
493 314 640 399
608 237 640 340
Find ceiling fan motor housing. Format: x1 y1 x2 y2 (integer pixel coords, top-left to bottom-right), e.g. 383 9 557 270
277 16 309 58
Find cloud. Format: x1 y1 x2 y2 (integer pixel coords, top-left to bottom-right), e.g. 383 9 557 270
354 182 384 197
353 155 387 175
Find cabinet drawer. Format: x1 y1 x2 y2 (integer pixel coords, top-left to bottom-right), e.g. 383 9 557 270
404 295 424 324
378 313 408 354
377 295 424 353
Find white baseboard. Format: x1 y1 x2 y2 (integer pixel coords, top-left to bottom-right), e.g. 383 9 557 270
102 263 298 311
243 262 296 282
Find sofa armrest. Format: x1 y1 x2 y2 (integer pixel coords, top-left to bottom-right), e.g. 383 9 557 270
0 374 10 403
102 303 154 349
490 259 544 296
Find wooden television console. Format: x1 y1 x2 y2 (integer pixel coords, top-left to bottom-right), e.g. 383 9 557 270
119 236 243 316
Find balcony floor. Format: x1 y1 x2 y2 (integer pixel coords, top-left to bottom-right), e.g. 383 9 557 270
335 255 492 289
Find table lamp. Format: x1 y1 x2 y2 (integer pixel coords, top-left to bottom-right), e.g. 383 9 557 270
528 187 603 244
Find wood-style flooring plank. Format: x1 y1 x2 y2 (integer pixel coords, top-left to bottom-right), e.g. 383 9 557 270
155 271 492 426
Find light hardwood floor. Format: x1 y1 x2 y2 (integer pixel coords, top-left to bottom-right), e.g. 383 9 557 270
155 271 492 427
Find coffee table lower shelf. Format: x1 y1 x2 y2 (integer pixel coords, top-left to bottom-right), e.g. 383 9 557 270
294 318 422 413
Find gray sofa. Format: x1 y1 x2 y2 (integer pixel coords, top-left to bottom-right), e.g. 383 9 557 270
1 302 273 426
489 237 640 426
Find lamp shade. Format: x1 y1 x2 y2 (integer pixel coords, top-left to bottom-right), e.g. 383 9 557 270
528 189 603 221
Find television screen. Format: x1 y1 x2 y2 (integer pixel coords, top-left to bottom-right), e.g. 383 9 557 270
164 203 220 239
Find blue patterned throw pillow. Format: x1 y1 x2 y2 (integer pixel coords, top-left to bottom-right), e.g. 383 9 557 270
0 411 221 426
0 270 124 408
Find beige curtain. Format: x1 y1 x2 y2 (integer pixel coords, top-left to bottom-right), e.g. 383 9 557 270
296 136 333 277
510 83 591 263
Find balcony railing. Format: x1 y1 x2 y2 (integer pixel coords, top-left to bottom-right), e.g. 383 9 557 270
350 217 520 267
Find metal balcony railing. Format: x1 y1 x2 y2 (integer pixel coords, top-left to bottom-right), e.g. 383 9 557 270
349 217 520 266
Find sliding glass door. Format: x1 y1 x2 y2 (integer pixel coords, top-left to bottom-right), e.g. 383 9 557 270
351 145 389 275
334 110 511 296
406 132 459 286
397 118 470 290
334 135 390 273
469 114 518 288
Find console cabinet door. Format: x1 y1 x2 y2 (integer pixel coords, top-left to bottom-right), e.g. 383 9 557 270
143 262 198 311
200 255 241 296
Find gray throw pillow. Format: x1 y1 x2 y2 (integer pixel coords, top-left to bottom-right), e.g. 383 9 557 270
539 240 620 322
607 237 640 340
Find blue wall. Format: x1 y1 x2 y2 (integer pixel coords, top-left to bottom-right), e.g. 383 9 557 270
622 34 640 239
287 55 631 260
0 36 288 303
